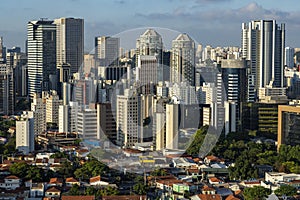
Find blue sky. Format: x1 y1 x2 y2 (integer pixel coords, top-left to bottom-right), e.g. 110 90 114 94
1 0 300 51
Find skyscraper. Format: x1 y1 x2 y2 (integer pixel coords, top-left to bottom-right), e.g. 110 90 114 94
31 93 47 135
136 29 163 80
241 20 285 89
95 36 119 66
170 33 195 86
0 64 14 115
27 20 56 96
285 47 295 68
54 17 84 75
16 111 34 154
0 37 5 63
136 55 157 94
116 89 140 147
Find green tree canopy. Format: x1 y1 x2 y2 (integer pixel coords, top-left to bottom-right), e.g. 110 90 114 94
243 186 271 200
274 185 297 197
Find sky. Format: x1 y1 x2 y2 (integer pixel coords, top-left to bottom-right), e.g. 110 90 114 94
1 0 300 51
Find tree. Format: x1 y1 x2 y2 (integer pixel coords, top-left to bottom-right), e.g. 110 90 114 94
186 126 208 155
243 186 271 200
9 162 28 178
68 184 81 195
58 161 74 178
275 185 297 197
133 182 148 195
150 168 167 176
85 186 97 195
74 159 109 181
97 186 119 197
50 152 68 159
9 162 44 181
25 166 44 181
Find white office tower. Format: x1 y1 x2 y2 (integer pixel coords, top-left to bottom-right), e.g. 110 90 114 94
54 17 84 75
155 111 165 151
0 63 14 115
68 101 79 133
242 20 285 88
202 107 211 126
156 82 169 98
27 20 56 96
31 93 46 135
16 112 34 154
170 33 195 86
116 89 139 147
169 82 197 104
224 101 236 135
95 36 120 66
198 83 217 104
136 29 163 81
78 107 98 140
202 45 212 62
46 90 62 125
285 47 295 68
59 105 69 133
165 104 179 149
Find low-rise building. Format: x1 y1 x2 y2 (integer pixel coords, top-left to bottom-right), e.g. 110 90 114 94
65 177 80 187
30 182 45 198
90 175 109 186
265 172 300 184
45 187 61 198
0 175 21 190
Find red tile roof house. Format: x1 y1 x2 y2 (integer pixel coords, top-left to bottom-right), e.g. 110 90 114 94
48 178 63 188
208 177 224 185
201 185 216 195
89 175 109 186
240 180 261 188
45 187 61 198
0 175 21 190
65 177 80 187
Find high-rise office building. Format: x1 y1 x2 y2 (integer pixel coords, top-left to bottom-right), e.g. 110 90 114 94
170 33 195 86
221 59 247 103
0 37 6 63
16 111 34 154
78 108 98 140
165 104 179 149
97 103 117 143
27 20 56 96
285 47 295 69
95 36 119 66
221 59 248 132
136 55 157 94
241 20 285 88
136 29 163 81
6 51 27 97
45 90 62 125
116 89 140 147
54 17 84 75
31 93 46 135
278 105 300 149
59 101 78 133
0 64 14 115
